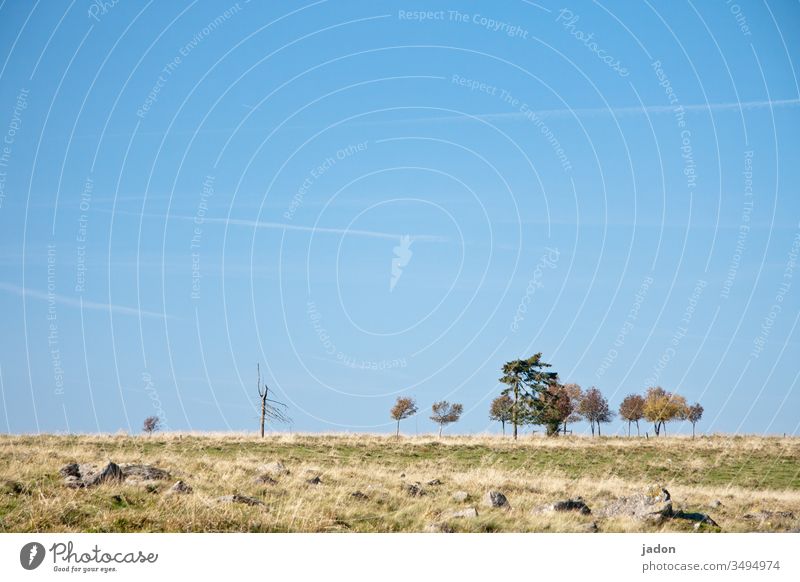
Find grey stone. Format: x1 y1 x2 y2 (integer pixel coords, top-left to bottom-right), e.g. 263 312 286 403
168 480 192 495
350 491 369 500
483 490 510 509
121 464 170 481
598 485 673 524
551 497 592 515
84 462 124 487
306 476 322 485
426 479 443 486
404 482 426 497
452 491 470 502
444 507 478 519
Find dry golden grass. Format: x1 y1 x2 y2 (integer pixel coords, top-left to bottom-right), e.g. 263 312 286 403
1 433 798 532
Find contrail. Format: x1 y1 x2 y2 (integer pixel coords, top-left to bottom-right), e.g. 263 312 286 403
0 282 172 319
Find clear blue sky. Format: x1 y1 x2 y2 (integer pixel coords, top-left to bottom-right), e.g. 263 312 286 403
0 0 798 436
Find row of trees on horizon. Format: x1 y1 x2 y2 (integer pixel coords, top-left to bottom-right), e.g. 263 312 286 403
390 353 704 439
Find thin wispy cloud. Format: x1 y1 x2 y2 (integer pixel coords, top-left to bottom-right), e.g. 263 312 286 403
108 210 448 243
0 282 172 319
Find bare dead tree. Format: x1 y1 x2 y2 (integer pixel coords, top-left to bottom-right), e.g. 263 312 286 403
257 363 291 437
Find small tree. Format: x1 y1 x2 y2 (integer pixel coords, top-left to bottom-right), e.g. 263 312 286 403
390 396 418 437
539 382 571 436
430 401 463 437
578 387 613 436
561 383 584 434
499 353 555 440
142 415 161 435
619 394 645 437
642 386 687 436
687 402 704 438
489 394 514 436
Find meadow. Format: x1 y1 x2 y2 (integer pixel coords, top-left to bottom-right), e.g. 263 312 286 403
1 433 798 533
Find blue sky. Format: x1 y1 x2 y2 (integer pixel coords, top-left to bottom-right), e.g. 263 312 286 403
0 0 798 436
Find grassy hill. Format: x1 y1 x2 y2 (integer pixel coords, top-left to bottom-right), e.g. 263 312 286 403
1 434 798 532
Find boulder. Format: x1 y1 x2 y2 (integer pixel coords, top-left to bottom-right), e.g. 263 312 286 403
84 462 124 487
551 498 592 515
1 480 25 495
121 464 170 481
598 485 673 524
452 491 470 502
483 490 510 509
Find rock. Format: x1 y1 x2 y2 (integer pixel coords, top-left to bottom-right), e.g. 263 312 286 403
59 463 81 479
444 507 478 519
426 479 443 486
217 494 265 506
709 499 723 509
452 491 470 502
550 498 592 515
84 462 124 487
404 482 426 497
350 491 369 500
583 521 599 533
253 474 277 485
259 461 289 477
483 490 510 509
168 480 192 495
744 510 794 521
673 510 719 528
306 476 322 485
598 485 673 524
121 464 170 481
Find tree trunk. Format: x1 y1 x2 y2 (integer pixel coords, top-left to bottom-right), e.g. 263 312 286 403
501 421 505 436
692 423 696 438
438 425 443 438
654 422 660 436
636 420 640 436
597 422 601 436
396 420 400 438
512 384 519 441
591 422 595 437
260 395 266 438
563 420 567 435
663 422 667 436
628 420 631 437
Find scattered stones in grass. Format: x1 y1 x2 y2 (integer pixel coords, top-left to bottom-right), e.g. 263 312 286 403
426 478 442 486
59 462 169 488
483 490 510 509
306 476 322 485
350 491 369 500
546 497 592 515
